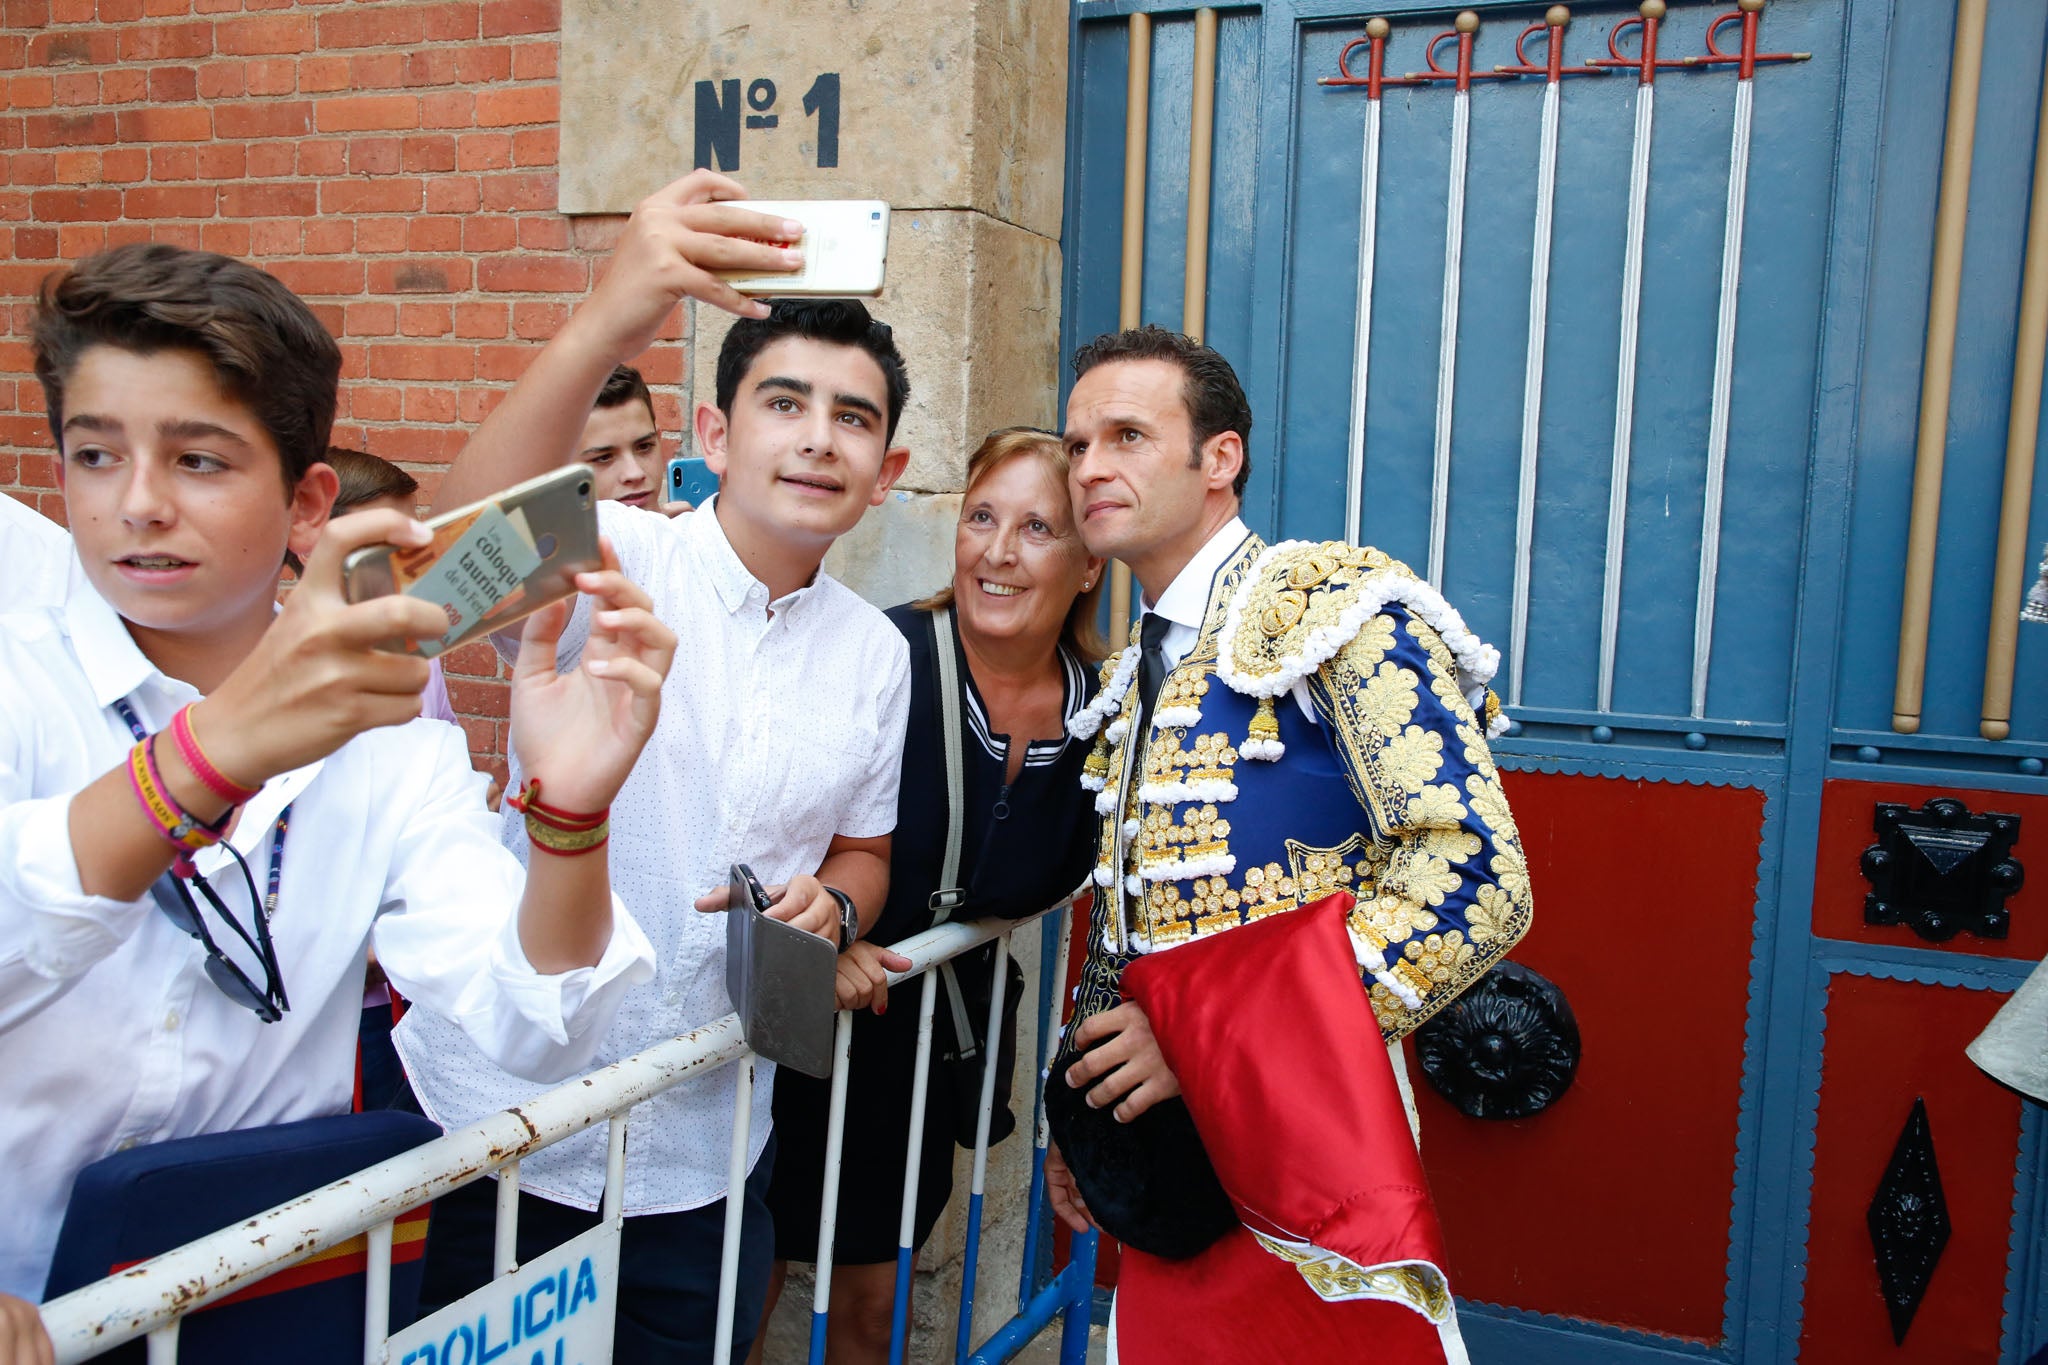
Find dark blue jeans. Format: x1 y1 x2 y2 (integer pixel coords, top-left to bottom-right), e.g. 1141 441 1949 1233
415 1132 777 1364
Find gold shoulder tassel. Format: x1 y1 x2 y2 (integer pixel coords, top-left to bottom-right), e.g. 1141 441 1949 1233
1243 694 1285 760
1081 740 1112 790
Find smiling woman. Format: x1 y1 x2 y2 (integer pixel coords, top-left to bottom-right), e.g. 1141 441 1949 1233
918 427 1109 669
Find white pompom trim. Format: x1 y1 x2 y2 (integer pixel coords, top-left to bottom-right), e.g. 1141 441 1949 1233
1068 644 1140 740
1139 851 1237 881
1094 788 1120 816
1124 874 1144 897
1215 542 1509 737
1093 865 1115 888
1240 737 1286 761
1122 818 1142 840
1348 924 1424 1011
1080 772 1106 793
1137 778 1239 805
1152 705 1202 729
1104 719 1129 746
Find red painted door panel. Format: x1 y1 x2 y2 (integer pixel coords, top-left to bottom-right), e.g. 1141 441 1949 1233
1798 973 2019 1362
1414 770 1763 1343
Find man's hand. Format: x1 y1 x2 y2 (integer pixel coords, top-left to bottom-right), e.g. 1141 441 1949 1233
1065 1001 1182 1123
658 499 694 518
0 1294 52 1365
1044 1140 1097 1235
835 941 913 1013
508 540 676 813
196 510 449 788
570 170 803 359
693 872 837 942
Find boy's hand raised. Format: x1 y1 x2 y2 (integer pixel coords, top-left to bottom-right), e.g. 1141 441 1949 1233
508 540 676 814
435 172 797 514
192 510 449 789
570 170 804 359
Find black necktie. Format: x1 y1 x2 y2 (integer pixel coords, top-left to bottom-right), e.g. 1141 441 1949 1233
1137 611 1170 736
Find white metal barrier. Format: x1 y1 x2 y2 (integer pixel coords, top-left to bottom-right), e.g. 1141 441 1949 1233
36 904 1100 1365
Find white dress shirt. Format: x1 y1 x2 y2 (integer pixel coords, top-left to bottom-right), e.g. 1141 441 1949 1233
1139 517 1317 722
398 498 912 1214
1 493 76 612
0 584 656 1297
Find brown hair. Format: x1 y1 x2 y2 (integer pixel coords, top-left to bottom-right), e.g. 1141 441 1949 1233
595 363 656 424
327 447 420 516
1071 324 1253 497
719 299 911 443
32 243 340 492
914 426 1108 662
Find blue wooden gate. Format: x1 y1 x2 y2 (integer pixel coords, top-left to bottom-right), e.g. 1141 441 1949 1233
1059 1 2048 1359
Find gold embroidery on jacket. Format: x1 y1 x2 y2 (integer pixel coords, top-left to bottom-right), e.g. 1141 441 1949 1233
1250 1232 1451 1318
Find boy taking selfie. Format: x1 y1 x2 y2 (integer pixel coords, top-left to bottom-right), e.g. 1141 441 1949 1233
399 170 912 1363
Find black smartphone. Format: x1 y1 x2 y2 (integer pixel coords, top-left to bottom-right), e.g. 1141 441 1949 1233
723 863 836 1078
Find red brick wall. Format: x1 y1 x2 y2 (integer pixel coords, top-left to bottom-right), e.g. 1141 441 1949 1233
0 0 685 788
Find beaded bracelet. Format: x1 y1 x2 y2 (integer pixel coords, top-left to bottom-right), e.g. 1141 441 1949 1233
168 705 262 806
506 778 610 858
127 735 229 876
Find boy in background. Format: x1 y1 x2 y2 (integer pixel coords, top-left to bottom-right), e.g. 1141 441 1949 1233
577 364 670 512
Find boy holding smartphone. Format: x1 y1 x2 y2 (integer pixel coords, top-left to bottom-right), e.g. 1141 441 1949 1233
0 242 693 1307
397 171 912 1362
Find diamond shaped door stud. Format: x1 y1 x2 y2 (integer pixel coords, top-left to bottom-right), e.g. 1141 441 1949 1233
1866 1097 1950 1345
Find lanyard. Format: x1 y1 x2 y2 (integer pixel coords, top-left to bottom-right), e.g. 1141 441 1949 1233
110 696 290 920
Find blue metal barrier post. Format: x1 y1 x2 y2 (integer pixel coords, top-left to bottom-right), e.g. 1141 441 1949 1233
1017 911 1066 1314
1058 1231 1098 1365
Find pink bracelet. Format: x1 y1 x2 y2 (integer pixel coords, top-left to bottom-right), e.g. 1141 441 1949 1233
169 705 261 805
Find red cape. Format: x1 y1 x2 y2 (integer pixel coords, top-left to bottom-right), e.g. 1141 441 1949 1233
1114 892 1452 1364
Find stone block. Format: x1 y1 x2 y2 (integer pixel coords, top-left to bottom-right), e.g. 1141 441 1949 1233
823 489 959 609
559 0 1068 238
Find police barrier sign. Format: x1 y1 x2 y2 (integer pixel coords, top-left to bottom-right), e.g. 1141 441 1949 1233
385 1220 618 1365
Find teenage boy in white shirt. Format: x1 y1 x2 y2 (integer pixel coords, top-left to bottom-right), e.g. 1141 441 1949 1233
0 242 695 1313
397 171 913 1363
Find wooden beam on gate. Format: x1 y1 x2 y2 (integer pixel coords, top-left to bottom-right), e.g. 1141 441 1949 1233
1894 0 1989 734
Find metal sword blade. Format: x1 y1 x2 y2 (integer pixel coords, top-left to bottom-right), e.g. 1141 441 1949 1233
1428 88 1473 590
1511 78 1564 708
1346 96 1383 549
1693 76 1755 719
1598 81 1656 712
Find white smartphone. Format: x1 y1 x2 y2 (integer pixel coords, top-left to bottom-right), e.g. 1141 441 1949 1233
718 199 889 298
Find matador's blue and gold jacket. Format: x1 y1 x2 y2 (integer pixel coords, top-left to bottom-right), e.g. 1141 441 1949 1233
1064 534 1532 1046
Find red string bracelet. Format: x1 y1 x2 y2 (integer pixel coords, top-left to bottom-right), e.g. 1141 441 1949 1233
507 778 609 856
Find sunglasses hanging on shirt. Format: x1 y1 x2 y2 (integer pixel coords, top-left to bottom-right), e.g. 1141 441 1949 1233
112 696 292 1023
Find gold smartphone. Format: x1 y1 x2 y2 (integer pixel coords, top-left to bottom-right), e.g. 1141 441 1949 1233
718 199 890 297
340 465 602 658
